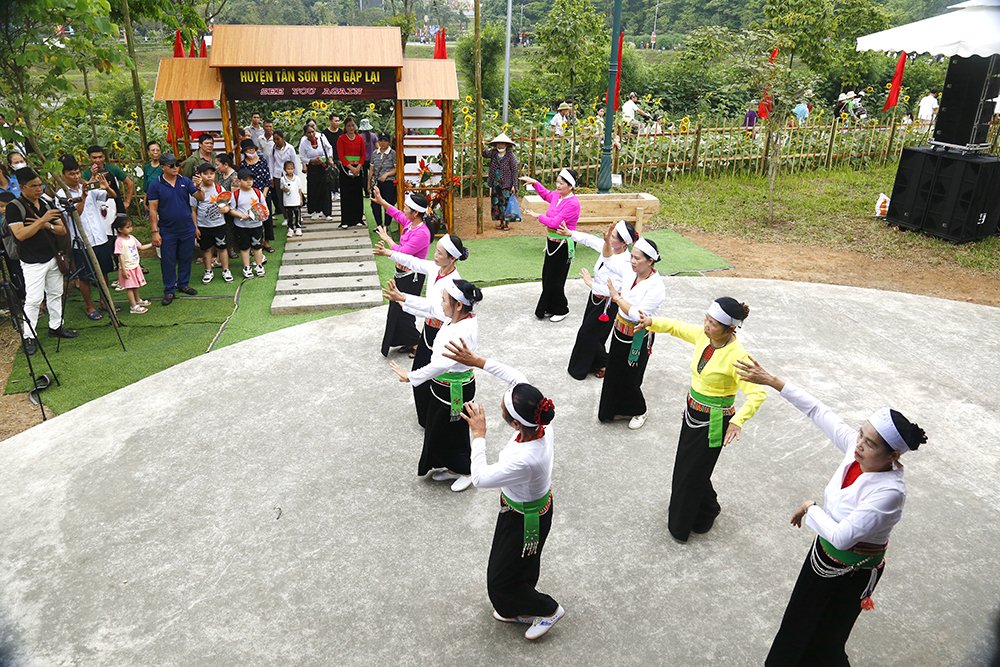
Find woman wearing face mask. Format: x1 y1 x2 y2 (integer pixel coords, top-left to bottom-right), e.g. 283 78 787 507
375 234 469 426
598 237 665 429
734 358 926 666
372 187 432 358
519 169 581 322
3 152 28 198
482 134 519 231
387 279 483 493
558 219 635 381
443 340 565 640
637 298 767 541
238 139 275 252
298 125 333 220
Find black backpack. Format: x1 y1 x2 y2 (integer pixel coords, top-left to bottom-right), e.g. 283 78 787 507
1 198 24 261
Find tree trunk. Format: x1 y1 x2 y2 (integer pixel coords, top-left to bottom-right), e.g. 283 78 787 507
120 0 149 162
81 65 98 144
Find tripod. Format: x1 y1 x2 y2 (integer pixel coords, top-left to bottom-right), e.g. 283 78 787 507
50 181 126 353
0 247 59 419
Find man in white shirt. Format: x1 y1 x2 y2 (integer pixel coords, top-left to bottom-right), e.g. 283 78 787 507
622 92 651 134
917 89 939 123
268 130 298 219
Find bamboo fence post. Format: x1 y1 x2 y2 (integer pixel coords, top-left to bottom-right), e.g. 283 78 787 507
825 119 837 169
884 116 898 166
691 123 702 175
530 127 537 178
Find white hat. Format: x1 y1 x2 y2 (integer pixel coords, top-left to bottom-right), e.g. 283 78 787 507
489 133 516 147
846 91 856 99
837 93 847 102
358 118 373 131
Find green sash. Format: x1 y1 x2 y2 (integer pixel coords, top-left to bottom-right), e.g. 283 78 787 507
689 388 736 448
344 155 361 163
819 537 887 568
547 228 575 260
502 490 552 557
436 369 474 421
628 328 647 366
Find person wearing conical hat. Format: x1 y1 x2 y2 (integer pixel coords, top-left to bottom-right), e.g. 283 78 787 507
482 133 520 231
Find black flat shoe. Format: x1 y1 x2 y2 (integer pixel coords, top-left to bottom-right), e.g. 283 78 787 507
23 338 37 355
48 326 79 339
161 293 175 306
177 286 198 296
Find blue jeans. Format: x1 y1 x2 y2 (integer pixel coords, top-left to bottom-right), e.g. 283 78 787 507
159 232 195 294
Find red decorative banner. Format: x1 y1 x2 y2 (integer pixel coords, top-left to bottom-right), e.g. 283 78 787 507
221 67 397 100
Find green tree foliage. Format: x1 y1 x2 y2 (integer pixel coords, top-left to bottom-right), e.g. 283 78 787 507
536 0 608 96
456 22 507 103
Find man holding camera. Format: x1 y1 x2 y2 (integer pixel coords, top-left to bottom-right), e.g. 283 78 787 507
4 168 78 355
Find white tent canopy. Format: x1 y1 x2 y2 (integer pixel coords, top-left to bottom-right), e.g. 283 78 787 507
856 0 1000 58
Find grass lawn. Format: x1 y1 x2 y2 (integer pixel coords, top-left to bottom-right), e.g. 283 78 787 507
638 164 1000 274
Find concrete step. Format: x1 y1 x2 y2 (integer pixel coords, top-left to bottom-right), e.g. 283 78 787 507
293 229 367 242
302 223 367 234
282 248 375 265
278 261 376 279
275 274 381 295
270 290 383 314
284 237 370 252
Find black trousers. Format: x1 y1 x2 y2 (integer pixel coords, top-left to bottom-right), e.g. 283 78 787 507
381 270 424 356
340 172 365 226
668 405 730 541
766 541 873 666
412 324 438 427
371 179 398 229
418 378 475 475
488 502 559 619
270 177 284 218
535 238 570 318
598 329 653 421
284 206 302 230
567 293 617 380
305 163 332 216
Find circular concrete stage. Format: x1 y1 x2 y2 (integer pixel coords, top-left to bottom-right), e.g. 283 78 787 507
1 278 997 666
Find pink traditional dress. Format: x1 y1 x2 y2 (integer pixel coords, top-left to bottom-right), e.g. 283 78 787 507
530 180 581 319
380 204 432 357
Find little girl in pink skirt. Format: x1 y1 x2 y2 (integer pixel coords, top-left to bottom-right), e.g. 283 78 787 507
113 218 153 313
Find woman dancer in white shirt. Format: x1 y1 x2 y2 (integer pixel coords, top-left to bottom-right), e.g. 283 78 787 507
735 358 926 666
558 220 635 381
446 340 565 640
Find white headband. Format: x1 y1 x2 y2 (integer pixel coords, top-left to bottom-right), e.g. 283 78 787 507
707 301 743 328
439 234 462 259
557 168 576 188
504 385 537 427
634 237 659 261
614 220 633 245
404 193 427 213
445 281 471 306
868 408 910 453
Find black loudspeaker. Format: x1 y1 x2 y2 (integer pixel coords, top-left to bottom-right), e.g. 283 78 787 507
887 147 1000 243
932 55 1000 150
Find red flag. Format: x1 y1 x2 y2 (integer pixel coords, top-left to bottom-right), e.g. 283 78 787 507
199 37 207 58
188 39 197 58
167 30 185 146
758 48 779 120
172 28 183 57
434 28 447 134
883 51 907 112
613 32 625 110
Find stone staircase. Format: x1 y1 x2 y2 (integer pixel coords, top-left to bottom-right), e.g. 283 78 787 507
270 201 384 315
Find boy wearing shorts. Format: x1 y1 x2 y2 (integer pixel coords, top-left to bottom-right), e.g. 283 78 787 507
226 168 267 279
191 162 232 283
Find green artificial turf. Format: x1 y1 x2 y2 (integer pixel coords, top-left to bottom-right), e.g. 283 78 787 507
6 206 727 414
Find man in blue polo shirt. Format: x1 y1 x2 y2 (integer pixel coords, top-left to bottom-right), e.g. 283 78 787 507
147 153 205 305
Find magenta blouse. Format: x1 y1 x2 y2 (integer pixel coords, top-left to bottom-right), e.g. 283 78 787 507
387 204 432 259
531 181 580 232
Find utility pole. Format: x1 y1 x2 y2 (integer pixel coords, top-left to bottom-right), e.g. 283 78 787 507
120 0 149 162
474 0 483 233
597 0 622 193
502 0 513 123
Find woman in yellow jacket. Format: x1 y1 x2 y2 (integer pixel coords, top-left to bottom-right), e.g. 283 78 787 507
638 297 767 542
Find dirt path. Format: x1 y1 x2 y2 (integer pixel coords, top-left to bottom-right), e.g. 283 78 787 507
0 324 53 441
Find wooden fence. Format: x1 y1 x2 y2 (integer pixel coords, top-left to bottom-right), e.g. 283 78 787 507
454 118 1000 195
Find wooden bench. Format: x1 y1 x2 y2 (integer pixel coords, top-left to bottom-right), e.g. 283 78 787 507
522 192 660 232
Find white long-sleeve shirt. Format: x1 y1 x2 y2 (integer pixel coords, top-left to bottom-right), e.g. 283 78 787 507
781 383 907 550
298 134 333 165
407 314 478 387
391 251 461 323
470 359 554 503
617 269 665 322
56 185 112 246
269 142 299 177
571 230 631 297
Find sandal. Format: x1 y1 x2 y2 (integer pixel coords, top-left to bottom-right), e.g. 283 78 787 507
595 367 606 379
406 346 418 359
129 305 148 314
86 310 103 321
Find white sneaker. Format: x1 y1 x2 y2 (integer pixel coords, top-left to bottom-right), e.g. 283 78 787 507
294 228 303 236
493 611 533 624
549 313 568 323
431 470 460 481
525 605 565 640
254 263 265 277
202 270 213 284
450 475 473 492
281 218 288 226
222 269 234 283
628 413 648 430
242 265 253 279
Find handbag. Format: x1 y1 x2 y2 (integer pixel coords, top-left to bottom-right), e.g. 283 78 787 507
320 138 339 189
504 194 522 222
